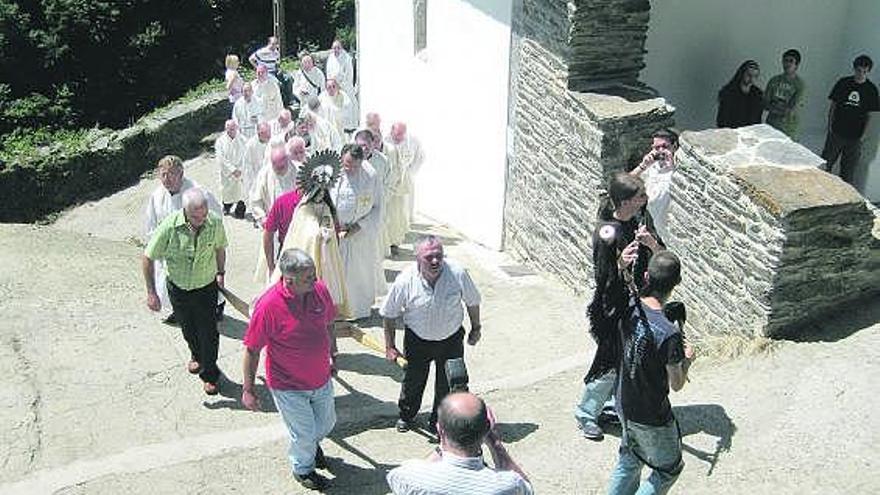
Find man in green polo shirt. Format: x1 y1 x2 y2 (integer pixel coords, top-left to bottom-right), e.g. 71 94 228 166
142 187 229 395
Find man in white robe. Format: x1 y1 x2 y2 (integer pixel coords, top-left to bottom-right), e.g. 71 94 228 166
233 82 260 139
253 64 284 123
243 122 271 210
291 54 326 105
331 144 384 319
270 109 295 140
286 135 307 173
385 122 423 252
318 78 357 137
365 112 385 152
355 129 393 297
250 143 297 225
144 155 223 323
215 119 247 218
326 40 355 98
295 110 343 155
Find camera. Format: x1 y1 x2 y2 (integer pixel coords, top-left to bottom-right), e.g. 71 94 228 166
444 357 470 392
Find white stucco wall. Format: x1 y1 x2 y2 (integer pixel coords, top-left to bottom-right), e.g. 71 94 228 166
358 0 513 248
643 0 880 201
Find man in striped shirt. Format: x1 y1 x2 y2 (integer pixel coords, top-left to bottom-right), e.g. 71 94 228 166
386 392 533 495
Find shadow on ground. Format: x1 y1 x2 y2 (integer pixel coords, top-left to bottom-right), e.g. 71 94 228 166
783 294 880 343
674 403 736 476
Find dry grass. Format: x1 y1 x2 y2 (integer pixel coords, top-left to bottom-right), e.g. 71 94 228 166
690 332 780 364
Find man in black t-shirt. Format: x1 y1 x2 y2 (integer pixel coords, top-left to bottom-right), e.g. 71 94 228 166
821 54 880 185
607 251 694 495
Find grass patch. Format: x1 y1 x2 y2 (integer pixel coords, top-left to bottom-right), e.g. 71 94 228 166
692 333 779 363
0 127 93 164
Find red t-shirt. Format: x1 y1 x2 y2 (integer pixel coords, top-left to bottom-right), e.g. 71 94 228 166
244 279 337 390
264 189 302 247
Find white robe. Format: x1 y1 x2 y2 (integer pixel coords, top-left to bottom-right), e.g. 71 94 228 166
249 164 296 222
318 90 357 136
253 77 284 122
643 163 675 244
384 135 423 244
331 162 384 319
291 66 326 101
367 152 392 296
215 133 247 203
326 50 355 96
144 178 222 311
243 136 269 202
232 96 260 138
270 119 295 141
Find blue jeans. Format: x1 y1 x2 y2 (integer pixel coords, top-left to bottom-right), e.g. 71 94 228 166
271 379 337 475
575 370 616 427
607 418 683 495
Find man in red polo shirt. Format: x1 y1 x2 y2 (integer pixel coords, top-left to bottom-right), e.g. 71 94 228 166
242 248 337 491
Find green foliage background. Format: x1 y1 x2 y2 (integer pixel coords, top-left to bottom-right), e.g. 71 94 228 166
0 0 355 160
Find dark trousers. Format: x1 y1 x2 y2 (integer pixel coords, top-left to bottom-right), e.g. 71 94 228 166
399 327 465 424
821 132 862 184
167 280 221 383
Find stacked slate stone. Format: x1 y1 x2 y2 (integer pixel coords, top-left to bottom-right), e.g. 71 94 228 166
568 0 651 91
667 125 880 339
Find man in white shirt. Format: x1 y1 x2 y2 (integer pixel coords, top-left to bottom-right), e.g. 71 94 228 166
381 236 482 433
386 122 424 253
331 144 383 319
215 119 247 218
628 129 678 245
144 155 222 323
232 82 260 139
248 36 281 78
291 53 326 105
387 392 533 495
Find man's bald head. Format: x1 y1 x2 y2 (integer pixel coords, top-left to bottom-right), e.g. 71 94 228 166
224 119 238 138
287 136 306 162
390 122 407 144
270 144 289 174
366 112 381 132
437 392 489 452
257 122 271 142
278 109 292 126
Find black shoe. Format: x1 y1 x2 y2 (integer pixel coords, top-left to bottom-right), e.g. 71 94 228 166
390 245 399 257
396 418 413 432
315 445 328 470
427 421 437 435
162 313 177 325
215 302 225 322
293 471 329 491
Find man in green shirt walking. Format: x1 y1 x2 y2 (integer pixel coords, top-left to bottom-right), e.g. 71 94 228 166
143 187 229 395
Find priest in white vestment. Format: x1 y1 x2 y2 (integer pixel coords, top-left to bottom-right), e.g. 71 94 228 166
232 82 260 139
270 109 295 140
295 110 343 155
365 112 386 152
326 40 355 97
291 54 326 104
355 129 393 296
331 143 384 319
250 143 297 224
243 122 271 207
215 119 247 217
384 122 423 250
318 78 357 137
253 64 283 122
144 155 222 321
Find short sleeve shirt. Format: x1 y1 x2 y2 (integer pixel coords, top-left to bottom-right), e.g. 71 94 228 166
829 76 880 139
387 452 533 495
144 210 227 290
264 189 302 246
244 280 337 390
380 261 481 341
619 298 684 426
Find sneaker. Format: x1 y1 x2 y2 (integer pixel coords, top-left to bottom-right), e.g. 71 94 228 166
203 381 220 395
578 421 604 441
187 360 201 374
396 418 413 432
293 471 330 491
315 445 328 470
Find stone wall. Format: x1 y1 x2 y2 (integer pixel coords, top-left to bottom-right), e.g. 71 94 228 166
668 125 880 338
0 91 228 222
569 0 650 91
505 0 673 290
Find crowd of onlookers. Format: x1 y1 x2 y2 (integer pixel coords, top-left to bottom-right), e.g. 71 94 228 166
716 50 878 185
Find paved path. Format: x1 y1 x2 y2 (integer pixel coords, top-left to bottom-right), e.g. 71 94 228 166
0 153 877 493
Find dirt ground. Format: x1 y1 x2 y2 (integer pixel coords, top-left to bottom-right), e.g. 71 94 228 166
0 153 878 494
